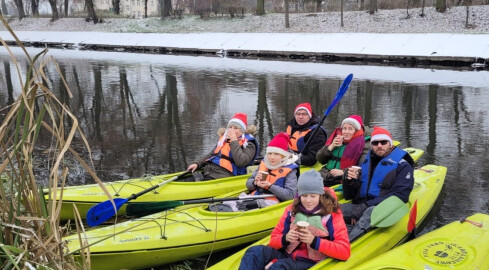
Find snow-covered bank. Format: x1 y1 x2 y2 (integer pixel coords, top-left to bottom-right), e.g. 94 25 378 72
1 31 488 67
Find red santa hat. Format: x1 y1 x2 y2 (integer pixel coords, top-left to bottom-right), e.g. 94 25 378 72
342 115 364 131
294 103 312 118
266 132 291 157
227 113 247 132
371 126 393 145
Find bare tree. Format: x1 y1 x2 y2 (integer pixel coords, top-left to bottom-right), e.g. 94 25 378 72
436 0 447 12
340 0 344 26
161 0 171 17
256 0 264 15
31 0 39 15
285 0 289 28
113 0 120 14
420 0 426 16
465 0 473 28
369 0 377 14
144 0 148 17
86 0 99 23
64 0 68 16
315 0 321 12
48 0 59 20
14 0 26 19
406 0 411 18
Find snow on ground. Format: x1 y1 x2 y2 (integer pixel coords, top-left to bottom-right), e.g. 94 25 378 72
2 5 489 34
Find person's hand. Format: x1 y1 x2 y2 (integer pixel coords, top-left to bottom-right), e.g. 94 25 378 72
187 163 198 172
330 168 344 177
226 128 238 142
351 203 368 224
346 167 360 180
328 135 343 151
254 172 263 184
286 229 300 243
255 178 271 189
298 227 314 244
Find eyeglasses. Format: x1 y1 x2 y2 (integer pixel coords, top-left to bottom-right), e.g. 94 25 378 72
372 140 389 146
295 112 309 117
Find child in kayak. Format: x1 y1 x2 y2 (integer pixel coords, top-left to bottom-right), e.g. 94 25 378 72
316 115 368 187
186 112 258 180
238 170 351 269
238 132 300 210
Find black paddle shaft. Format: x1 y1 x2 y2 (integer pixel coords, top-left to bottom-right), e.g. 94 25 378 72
128 171 192 200
299 114 327 156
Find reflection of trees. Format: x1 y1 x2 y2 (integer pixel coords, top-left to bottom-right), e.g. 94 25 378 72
72 66 89 126
401 84 414 147
119 66 139 139
3 61 14 105
92 65 103 141
363 80 373 127
426 84 438 164
255 75 274 152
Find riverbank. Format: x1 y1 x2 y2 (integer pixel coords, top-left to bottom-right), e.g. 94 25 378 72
1 5 489 68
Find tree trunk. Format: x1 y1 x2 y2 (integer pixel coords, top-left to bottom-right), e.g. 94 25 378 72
340 0 344 26
465 0 471 27
48 0 59 20
420 0 425 16
86 0 99 23
113 0 120 14
435 0 446 12
285 0 289 28
316 0 321 12
14 0 26 19
144 0 148 17
64 0 68 17
31 0 39 15
256 0 264 15
369 0 377 14
406 0 410 18
162 0 171 17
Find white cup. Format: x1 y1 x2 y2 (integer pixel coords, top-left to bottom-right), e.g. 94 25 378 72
351 166 361 176
296 221 309 231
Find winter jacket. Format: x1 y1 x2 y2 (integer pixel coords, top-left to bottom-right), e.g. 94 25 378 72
285 115 327 166
246 161 299 202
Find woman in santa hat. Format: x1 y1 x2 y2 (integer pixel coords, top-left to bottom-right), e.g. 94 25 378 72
316 115 369 187
187 112 258 180
285 103 328 166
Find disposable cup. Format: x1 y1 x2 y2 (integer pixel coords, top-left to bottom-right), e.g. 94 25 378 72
259 171 269 180
296 221 309 231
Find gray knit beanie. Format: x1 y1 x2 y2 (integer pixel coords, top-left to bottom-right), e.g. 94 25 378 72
298 170 325 196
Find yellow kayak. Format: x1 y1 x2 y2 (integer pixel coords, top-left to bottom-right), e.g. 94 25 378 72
50 147 422 221
207 164 446 270
355 213 489 269
64 159 432 270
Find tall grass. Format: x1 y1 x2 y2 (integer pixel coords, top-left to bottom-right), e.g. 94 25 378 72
0 15 108 270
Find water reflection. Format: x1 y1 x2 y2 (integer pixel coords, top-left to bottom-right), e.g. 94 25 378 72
1 48 489 232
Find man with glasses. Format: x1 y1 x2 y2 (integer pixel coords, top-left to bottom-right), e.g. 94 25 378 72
285 103 327 166
340 126 415 241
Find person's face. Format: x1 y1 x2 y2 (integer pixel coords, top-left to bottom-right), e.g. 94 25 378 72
300 193 320 211
229 125 243 137
371 140 391 157
267 152 284 166
341 123 356 141
294 109 311 125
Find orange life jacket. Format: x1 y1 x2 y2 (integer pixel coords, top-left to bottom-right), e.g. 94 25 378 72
207 134 257 176
250 161 298 202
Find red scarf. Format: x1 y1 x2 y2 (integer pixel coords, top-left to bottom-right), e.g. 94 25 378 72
326 128 365 169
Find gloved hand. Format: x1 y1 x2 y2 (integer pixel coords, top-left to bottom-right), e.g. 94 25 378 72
351 203 368 222
236 200 259 211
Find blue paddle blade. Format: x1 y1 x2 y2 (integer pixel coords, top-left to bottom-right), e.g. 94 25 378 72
86 198 128 227
324 73 353 117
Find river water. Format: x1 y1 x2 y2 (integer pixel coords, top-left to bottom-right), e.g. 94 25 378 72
1 48 489 269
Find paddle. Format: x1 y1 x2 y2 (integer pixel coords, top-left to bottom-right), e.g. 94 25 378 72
350 195 409 242
86 170 192 227
299 73 353 156
126 194 275 217
407 199 418 239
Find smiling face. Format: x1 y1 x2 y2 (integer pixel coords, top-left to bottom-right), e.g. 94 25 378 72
300 193 321 211
294 109 311 126
341 123 356 141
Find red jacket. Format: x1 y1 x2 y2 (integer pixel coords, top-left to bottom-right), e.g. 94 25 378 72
269 189 351 262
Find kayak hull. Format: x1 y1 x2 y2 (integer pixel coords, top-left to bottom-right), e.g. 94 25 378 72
355 213 489 269
52 148 423 221
206 164 446 270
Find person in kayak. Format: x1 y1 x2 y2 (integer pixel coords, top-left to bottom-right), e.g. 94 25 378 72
239 132 300 210
285 102 327 166
238 170 351 270
316 115 368 187
186 112 258 180
341 126 415 241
